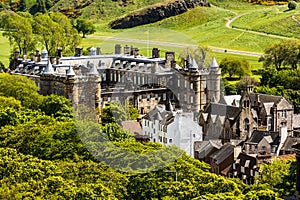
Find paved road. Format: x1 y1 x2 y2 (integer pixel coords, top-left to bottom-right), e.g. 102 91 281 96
87 35 263 57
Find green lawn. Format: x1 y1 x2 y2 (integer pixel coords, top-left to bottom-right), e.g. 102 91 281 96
231 4 300 38
0 33 10 67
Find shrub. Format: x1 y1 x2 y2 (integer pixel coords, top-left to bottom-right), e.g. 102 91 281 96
288 1 297 9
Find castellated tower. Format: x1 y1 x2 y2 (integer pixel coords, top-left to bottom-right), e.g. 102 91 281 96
205 58 221 104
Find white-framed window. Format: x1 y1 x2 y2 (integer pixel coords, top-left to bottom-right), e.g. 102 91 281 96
177 79 180 87
190 83 193 90
191 96 194 103
169 139 173 143
241 166 245 173
282 110 287 118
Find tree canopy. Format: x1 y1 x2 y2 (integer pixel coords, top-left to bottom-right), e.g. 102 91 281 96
219 57 250 79
75 19 96 38
259 39 300 70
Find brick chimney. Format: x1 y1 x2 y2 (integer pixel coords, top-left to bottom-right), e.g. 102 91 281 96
75 47 83 57
165 52 175 69
152 48 160 58
124 45 130 55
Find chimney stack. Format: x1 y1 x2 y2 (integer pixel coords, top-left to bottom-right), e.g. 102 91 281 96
96 47 101 55
115 44 121 54
133 48 139 57
152 48 160 58
165 52 175 69
124 45 130 55
75 47 83 57
36 50 41 62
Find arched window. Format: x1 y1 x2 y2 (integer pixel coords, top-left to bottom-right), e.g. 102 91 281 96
244 118 250 132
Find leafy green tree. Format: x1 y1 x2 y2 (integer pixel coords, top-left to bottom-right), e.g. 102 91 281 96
260 39 300 69
0 73 42 109
50 12 81 55
0 11 35 55
0 96 22 110
36 0 47 13
18 0 27 11
255 158 296 196
219 57 250 78
288 1 297 10
40 94 73 119
33 13 80 56
75 19 96 38
101 102 130 124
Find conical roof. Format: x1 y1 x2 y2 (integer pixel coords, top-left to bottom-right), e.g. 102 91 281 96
43 60 55 74
210 57 219 68
88 63 99 75
66 66 76 77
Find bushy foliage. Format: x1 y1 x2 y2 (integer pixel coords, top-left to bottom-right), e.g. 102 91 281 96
288 1 297 9
255 157 296 197
220 57 250 79
0 73 42 109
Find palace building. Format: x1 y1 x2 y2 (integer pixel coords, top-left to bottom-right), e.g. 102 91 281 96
11 44 221 114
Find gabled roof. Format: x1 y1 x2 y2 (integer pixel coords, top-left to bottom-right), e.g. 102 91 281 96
281 137 300 151
210 144 234 165
205 102 240 119
263 102 274 116
249 93 282 106
247 130 279 144
195 140 222 158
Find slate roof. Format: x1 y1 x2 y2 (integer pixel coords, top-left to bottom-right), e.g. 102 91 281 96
195 140 222 159
235 152 257 169
249 93 282 106
281 137 300 152
210 144 234 165
205 102 240 119
247 130 279 144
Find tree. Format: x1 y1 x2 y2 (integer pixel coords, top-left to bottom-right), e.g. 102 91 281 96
255 158 296 197
33 13 80 56
288 1 297 10
40 94 73 119
0 11 35 56
219 57 250 79
18 0 27 11
50 12 81 55
0 73 42 109
101 102 130 124
75 19 96 38
260 39 300 70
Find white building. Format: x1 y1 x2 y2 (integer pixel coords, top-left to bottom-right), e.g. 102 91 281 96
142 105 203 157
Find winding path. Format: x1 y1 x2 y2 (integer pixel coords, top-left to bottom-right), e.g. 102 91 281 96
225 11 289 39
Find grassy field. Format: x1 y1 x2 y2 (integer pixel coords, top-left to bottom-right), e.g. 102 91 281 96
0 0 297 70
0 33 10 67
231 4 300 38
